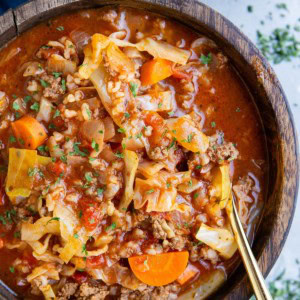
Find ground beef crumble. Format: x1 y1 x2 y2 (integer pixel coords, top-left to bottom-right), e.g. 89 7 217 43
57 281 109 300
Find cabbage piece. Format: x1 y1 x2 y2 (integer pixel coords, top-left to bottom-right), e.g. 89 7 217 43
60 236 82 263
21 217 60 241
47 54 77 75
138 160 165 178
27 233 52 255
177 178 203 194
196 223 237 259
37 155 52 166
119 150 139 211
40 284 56 300
27 264 59 282
106 43 135 74
79 34 109 79
211 165 231 209
33 251 64 264
133 171 191 213
136 38 190 65
5 148 38 204
167 115 209 153
80 120 105 153
90 66 122 127
135 91 174 112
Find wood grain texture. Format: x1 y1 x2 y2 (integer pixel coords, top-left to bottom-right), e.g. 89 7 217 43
0 9 17 49
0 0 298 299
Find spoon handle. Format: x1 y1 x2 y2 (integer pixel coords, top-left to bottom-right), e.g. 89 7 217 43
228 195 273 300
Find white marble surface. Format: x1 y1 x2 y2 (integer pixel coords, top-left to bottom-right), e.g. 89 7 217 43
200 0 300 282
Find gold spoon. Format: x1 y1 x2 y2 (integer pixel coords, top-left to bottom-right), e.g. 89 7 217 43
227 193 273 300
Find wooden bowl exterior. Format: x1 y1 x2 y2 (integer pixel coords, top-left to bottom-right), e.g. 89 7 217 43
0 0 298 299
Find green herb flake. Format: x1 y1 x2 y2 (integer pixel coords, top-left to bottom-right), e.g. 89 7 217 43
115 151 124 159
211 121 216 128
146 189 155 194
74 233 79 239
12 94 17 99
52 72 62 78
118 128 126 134
89 157 96 162
46 217 60 225
195 165 202 170
79 210 83 219
40 79 49 88
61 79 66 92
9 267 15 273
247 5 253 12
24 95 32 103
85 172 93 183
91 139 99 152
167 137 177 150
188 180 193 187
236 107 241 112
70 142 87 157
124 112 130 118
30 102 40 112
12 101 20 111
193 192 199 199
56 26 64 31
53 109 60 118
105 222 116 232
9 135 16 143
200 53 212 65
14 231 21 239
158 102 163 109
129 82 138 97
97 188 104 196
82 244 88 256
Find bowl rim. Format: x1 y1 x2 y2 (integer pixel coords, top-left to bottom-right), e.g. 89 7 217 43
0 0 298 299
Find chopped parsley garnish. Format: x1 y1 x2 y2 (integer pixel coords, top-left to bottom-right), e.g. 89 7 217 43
52 72 62 78
61 78 66 92
146 189 155 194
85 172 93 183
46 217 60 224
41 45 50 49
195 165 202 170
257 26 300 64
86 107 92 119
115 151 124 159
98 130 103 134
9 267 15 273
158 102 163 108
70 142 87 157
24 95 32 103
30 102 40 111
40 79 49 88
167 137 176 150
236 107 241 112
135 132 142 139
168 111 174 117
124 112 130 118
211 121 216 128
166 182 171 188
53 109 60 118
9 135 16 143
91 139 99 152
60 155 67 163
117 128 126 134
82 244 88 256
74 233 79 239
193 193 199 199
182 133 194 143
200 53 212 64
79 210 83 219
97 188 104 196
188 180 193 187
105 222 116 232
89 157 96 162
129 82 138 97
276 3 288 10
14 231 21 239
12 101 20 111
12 94 17 99
56 26 64 31
247 5 253 12
122 143 126 150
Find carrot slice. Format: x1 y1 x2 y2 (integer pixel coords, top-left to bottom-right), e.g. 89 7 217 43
140 58 173 86
11 115 47 150
128 251 189 286
177 263 199 285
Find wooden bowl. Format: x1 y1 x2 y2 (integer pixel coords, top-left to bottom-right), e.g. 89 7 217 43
0 0 298 299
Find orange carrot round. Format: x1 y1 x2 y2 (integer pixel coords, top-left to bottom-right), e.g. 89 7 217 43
11 115 47 150
140 58 173 86
128 251 189 286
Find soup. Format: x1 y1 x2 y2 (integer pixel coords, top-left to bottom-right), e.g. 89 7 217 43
0 6 267 299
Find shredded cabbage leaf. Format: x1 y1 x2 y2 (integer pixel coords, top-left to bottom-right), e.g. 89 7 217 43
196 223 237 259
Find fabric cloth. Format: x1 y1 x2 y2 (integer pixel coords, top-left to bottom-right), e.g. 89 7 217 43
0 0 28 14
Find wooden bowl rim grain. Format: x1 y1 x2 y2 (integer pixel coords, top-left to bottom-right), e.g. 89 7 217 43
0 0 298 299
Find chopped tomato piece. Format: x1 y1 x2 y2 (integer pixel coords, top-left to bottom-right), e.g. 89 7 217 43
86 255 106 269
72 271 88 284
47 161 67 176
